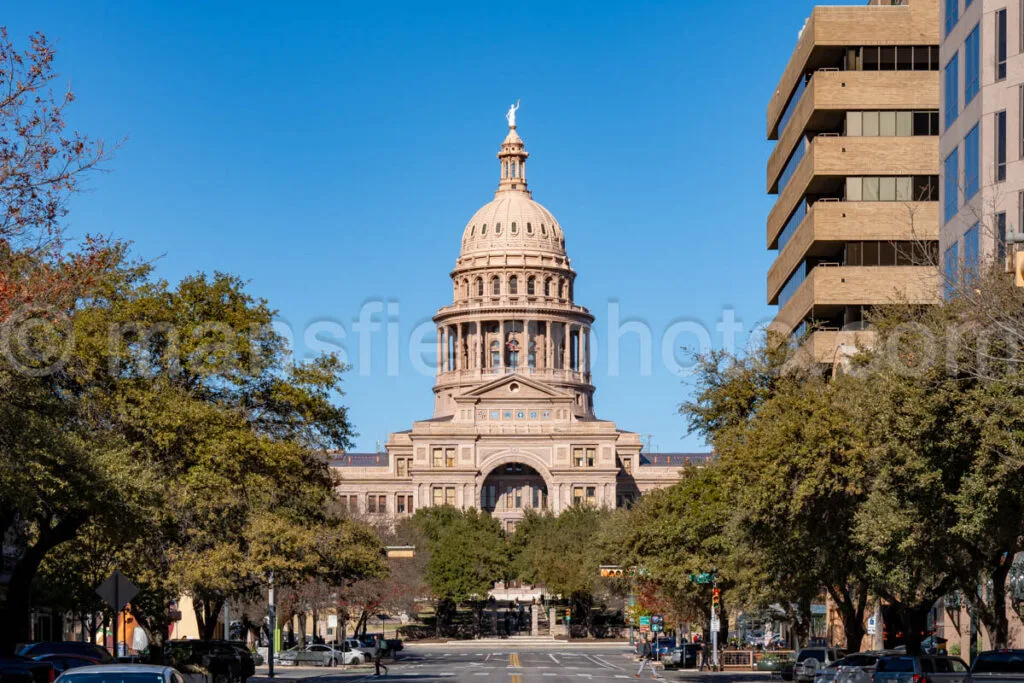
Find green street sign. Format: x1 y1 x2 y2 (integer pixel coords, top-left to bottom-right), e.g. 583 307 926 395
689 572 715 584
639 616 651 626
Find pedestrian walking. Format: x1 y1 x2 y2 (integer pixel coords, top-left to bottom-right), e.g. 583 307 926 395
374 635 389 677
699 639 711 671
635 636 660 679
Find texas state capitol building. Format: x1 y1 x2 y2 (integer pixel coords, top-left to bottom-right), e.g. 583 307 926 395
331 109 707 531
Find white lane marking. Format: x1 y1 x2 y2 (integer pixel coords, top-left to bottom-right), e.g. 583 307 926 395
597 656 624 671
543 674 557 677
475 673 489 677
549 654 560 664
577 675 594 679
616 676 631 679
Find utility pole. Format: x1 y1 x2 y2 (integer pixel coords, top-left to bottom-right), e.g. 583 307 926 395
268 572 276 679
711 583 721 672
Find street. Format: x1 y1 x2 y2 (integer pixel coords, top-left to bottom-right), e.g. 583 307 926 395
250 645 773 683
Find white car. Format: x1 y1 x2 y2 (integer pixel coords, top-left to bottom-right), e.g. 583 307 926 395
274 641 370 667
56 664 184 683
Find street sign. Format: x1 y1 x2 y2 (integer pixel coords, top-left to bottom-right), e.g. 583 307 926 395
710 616 721 631
867 616 877 636
639 616 651 626
689 572 715 584
96 571 139 613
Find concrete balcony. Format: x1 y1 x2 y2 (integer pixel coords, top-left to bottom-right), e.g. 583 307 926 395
773 264 941 336
768 70 939 190
767 0 939 139
767 135 939 248
797 329 877 365
767 201 939 303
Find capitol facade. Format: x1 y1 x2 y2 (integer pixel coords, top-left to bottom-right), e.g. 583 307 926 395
331 111 707 530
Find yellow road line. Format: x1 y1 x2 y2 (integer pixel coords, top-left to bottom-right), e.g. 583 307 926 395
511 675 522 683
508 653 522 668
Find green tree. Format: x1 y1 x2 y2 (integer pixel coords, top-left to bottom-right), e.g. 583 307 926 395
412 507 508 636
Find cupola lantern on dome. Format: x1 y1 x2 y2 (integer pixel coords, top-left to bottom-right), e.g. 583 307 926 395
498 100 530 197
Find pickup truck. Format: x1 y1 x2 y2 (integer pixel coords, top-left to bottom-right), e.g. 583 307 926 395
967 650 1024 683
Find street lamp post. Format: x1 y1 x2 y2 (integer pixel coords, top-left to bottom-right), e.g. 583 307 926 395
267 572 276 680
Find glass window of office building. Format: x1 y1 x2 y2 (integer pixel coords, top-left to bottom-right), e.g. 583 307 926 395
945 54 959 130
944 149 959 223
964 224 980 282
965 124 979 200
944 242 960 299
965 24 980 103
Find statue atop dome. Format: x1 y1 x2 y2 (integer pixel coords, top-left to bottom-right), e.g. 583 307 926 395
505 99 520 128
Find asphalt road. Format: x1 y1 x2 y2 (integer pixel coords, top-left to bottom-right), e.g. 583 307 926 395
251 645 772 683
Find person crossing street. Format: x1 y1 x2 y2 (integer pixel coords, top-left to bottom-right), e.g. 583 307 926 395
636 635 660 679
374 634 389 677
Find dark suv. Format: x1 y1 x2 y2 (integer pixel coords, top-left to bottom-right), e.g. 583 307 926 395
872 655 969 683
15 644 112 665
165 640 255 683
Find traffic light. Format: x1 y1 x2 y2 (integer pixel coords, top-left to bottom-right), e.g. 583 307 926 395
600 566 624 578
711 587 721 611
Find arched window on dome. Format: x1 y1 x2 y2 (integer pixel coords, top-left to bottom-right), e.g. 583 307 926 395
511 222 517 235
492 276 501 296
540 224 547 236
527 276 535 296
544 278 551 297
470 225 475 236
476 278 484 297
526 223 534 235
481 224 488 235
509 276 518 295
495 223 502 235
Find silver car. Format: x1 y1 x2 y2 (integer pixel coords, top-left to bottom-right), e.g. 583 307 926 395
796 648 845 683
56 664 184 683
836 652 895 683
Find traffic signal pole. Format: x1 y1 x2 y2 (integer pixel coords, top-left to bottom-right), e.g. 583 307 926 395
711 583 721 671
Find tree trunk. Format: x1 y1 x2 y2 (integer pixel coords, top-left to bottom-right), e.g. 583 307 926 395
297 612 307 648
827 584 868 652
193 596 225 641
0 517 84 654
972 561 1012 649
900 605 931 655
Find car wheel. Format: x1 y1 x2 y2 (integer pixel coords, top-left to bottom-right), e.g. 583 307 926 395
351 657 361 665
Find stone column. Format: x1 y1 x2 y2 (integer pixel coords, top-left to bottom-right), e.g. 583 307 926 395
477 322 484 372
436 327 442 374
545 322 553 371
457 322 464 371
549 607 557 636
531 604 539 636
499 320 506 370
441 327 448 372
563 323 571 371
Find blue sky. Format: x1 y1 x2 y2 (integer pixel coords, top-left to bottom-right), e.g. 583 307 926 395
5 0 863 453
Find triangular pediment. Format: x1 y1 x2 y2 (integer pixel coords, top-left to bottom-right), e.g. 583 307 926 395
457 373 571 402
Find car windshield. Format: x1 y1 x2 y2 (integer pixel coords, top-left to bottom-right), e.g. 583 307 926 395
877 658 915 673
973 652 1024 673
800 651 827 663
62 674 164 683
839 655 877 667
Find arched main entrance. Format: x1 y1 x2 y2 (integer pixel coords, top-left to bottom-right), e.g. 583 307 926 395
479 463 549 533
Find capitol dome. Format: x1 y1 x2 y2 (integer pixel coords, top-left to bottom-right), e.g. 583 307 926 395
458 118 566 257
460 193 565 255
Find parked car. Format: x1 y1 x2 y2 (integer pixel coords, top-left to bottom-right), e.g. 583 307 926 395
30 656 100 676
966 649 1024 683
16 645 111 666
795 648 845 683
815 662 841 683
165 640 250 683
835 652 896 683
872 654 969 683
668 643 699 670
274 641 368 667
355 637 403 655
55 664 183 683
0 656 54 683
